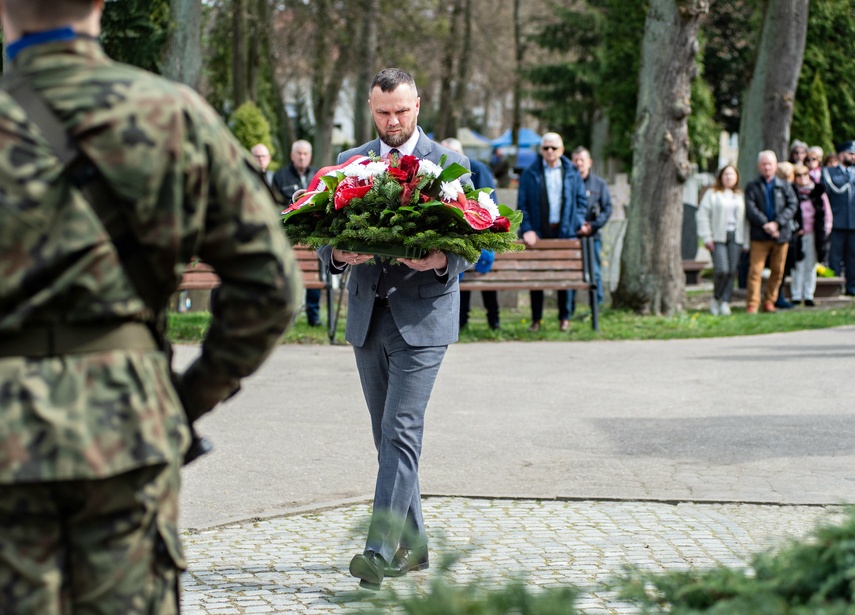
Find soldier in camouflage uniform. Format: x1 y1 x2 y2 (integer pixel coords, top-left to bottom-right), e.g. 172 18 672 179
0 1 303 613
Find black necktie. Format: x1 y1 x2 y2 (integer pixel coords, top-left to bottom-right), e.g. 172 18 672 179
389 148 400 158
376 267 388 299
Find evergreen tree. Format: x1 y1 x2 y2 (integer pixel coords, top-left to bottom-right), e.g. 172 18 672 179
793 0 855 147
101 0 170 72
792 72 835 156
689 68 721 173
230 101 274 153
700 0 762 135
594 0 647 166
525 5 603 146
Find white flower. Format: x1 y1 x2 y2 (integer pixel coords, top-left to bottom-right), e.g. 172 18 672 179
418 159 443 178
325 157 388 182
477 191 500 221
440 179 464 202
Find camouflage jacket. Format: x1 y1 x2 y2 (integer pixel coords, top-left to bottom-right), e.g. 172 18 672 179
0 39 302 484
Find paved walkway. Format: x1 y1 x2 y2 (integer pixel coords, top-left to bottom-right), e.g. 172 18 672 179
175 326 855 613
181 498 841 614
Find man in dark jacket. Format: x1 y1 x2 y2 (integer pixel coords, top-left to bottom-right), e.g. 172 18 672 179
571 146 612 314
516 132 586 331
744 150 799 313
822 140 855 295
442 138 501 330
273 140 322 325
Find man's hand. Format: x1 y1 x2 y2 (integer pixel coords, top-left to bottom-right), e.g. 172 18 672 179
704 241 715 253
522 230 539 247
399 250 448 272
762 221 780 239
332 249 373 267
578 222 593 237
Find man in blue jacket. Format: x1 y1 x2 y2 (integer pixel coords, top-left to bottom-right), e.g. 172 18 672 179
517 132 586 332
823 140 855 295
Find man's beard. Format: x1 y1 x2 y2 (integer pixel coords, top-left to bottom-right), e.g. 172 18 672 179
378 119 416 147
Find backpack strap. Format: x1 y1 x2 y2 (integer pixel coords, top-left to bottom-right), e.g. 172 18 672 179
0 72 170 345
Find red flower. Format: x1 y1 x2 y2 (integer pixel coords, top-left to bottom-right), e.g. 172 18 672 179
461 200 494 230
398 155 420 182
387 167 408 182
490 216 511 232
334 176 372 210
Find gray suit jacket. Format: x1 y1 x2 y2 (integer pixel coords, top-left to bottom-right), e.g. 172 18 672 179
317 128 472 347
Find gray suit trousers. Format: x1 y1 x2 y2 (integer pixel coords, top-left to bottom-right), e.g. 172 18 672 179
353 303 447 563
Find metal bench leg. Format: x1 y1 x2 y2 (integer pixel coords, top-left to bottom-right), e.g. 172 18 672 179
584 236 600 332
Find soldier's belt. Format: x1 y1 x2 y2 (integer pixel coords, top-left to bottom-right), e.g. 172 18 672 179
0 323 157 358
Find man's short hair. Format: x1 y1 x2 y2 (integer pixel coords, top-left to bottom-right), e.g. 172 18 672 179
440 138 464 155
541 132 564 147
572 146 591 158
4 0 94 25
757 150 777 163
291 140 312 154
370 68 418 97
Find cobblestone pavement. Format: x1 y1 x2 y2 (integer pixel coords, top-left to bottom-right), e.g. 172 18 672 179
181 497 842 614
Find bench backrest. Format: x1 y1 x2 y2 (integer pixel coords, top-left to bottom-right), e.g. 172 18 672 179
178 246 325 291
459 238 592 291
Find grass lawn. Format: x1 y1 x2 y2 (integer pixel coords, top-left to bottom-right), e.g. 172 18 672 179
168 299 855 345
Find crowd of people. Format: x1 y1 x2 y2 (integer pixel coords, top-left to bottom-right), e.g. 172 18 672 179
697 139 855 315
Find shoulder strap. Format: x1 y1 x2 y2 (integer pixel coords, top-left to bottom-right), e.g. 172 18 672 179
0 72 170 343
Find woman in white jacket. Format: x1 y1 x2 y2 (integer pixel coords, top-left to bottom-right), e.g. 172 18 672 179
696 165 746 315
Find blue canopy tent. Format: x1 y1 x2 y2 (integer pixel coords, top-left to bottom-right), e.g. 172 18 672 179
490 128 542 148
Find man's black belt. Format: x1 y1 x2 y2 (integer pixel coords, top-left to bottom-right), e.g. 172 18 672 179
0 323 158 358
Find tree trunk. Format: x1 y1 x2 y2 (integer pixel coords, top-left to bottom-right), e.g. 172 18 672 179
353 0 378 145
311 0 354 165
232 0 248 107
162 0 202 89
510 0 524 163
435 0 464 141
737 0 809 182
613 0 708 315
246 0 266 102
451 0 473 131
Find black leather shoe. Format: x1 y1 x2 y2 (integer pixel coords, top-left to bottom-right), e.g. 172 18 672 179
385 546 429 578
350 550 385 589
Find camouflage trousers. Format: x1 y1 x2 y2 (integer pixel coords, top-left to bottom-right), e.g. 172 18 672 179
0 463 185 615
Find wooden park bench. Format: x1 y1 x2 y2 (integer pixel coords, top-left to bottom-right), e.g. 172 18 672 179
459 237 600 331
178 247 343 343
178 237 601 339
682 259 708 285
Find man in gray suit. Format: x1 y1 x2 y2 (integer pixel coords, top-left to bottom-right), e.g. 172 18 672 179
317 68 471 589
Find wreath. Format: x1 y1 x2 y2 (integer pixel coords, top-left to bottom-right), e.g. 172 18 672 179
281 152 524 262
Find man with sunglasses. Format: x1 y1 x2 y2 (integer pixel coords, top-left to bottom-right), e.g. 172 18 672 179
517 132 587 332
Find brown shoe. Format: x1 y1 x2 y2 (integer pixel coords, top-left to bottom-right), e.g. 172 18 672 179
527 321 541 332
761 301 776 313
559 319 570 332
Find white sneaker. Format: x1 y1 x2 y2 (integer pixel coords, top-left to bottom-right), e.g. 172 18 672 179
719 302 732 316
710 298 720 315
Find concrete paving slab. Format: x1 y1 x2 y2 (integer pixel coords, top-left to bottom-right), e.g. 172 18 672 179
177 326 855 531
